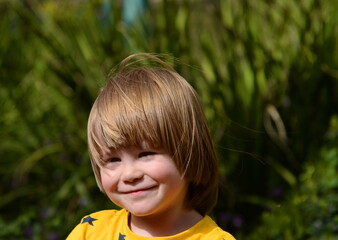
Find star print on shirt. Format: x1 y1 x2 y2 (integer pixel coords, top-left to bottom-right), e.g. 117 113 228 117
81 216 98 226
118 233 126 240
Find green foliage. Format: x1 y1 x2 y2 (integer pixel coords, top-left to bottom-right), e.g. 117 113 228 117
0 0 337 239
246 136 338 239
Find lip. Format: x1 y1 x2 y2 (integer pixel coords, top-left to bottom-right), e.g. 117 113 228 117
122 186 157 195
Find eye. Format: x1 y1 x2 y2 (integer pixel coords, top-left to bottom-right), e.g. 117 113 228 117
107 157 121 163
138 152 156 158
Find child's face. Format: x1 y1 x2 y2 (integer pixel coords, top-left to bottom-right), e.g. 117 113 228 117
99 143 188 217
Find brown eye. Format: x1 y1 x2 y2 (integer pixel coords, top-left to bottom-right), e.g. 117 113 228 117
138 152 156 158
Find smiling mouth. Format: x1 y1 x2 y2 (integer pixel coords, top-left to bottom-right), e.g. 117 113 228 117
123 186 157 195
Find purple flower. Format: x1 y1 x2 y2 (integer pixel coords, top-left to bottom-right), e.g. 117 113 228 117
269 187 284 200
78 197 89 207
232 216 244 228
23 225 33 238
47 231 59 240
39 207 54 219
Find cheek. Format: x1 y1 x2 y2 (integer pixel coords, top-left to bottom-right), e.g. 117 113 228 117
100 169 118 192
146 161 183 184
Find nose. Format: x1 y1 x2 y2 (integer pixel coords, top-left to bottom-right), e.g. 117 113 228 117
120 161 143 183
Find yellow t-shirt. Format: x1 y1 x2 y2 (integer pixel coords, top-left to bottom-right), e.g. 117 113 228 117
67 209 235 240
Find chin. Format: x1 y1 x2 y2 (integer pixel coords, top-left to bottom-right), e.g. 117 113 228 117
127 205 158 217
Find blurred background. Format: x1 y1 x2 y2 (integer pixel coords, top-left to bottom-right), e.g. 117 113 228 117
1 0 338 239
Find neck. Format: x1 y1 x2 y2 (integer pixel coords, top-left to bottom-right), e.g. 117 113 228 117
129 208 202 237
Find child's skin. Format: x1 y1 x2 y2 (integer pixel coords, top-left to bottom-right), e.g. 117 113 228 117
100 142 202 237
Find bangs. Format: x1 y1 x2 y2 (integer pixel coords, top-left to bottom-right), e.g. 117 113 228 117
88 68 185 167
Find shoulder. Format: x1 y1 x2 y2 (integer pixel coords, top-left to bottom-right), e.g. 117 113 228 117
212 228 236 240
199 216 236 240
66 209 127 240
78 208 125 226
81 208 123 220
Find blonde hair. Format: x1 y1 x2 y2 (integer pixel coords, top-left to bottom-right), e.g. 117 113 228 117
88 53 219 215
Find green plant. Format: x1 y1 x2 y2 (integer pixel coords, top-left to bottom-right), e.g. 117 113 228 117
246 119 338 239
0 0 337 238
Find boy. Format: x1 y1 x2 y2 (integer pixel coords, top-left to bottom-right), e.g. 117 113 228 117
67 53 235 239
